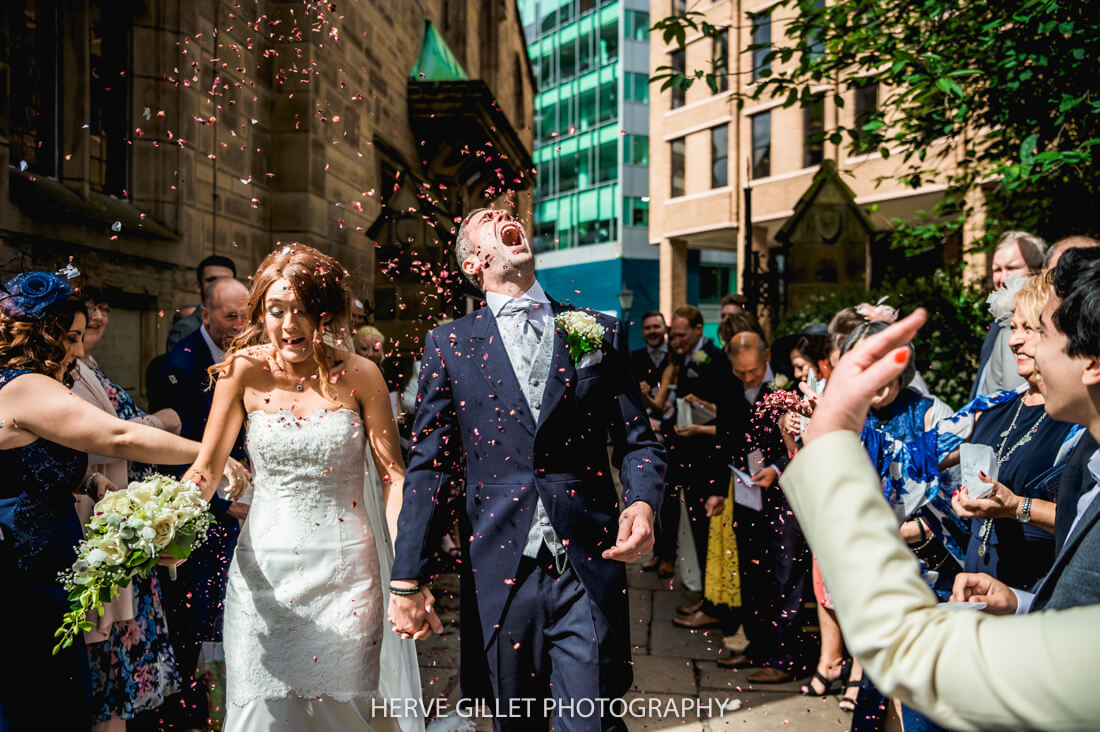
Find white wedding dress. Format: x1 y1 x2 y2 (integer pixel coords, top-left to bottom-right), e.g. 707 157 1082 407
223 407 419 731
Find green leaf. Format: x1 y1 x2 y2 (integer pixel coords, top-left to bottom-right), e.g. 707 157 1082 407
1020 134 1038 164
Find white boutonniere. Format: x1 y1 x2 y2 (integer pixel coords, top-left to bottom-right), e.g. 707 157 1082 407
690 350 711 366
769 373 792 391
555 310 606 365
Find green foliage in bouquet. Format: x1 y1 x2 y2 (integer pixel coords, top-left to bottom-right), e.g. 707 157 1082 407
780 267 988 410
53 475 212 654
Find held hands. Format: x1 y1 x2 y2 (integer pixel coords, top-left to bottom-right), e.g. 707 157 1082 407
952 475 1022 520
602 501 655 562
387 586 445 640
950 572 1019 615
804 310 927 445
224 457 251 500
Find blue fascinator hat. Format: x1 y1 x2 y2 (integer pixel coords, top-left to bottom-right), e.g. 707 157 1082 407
0 271 76 321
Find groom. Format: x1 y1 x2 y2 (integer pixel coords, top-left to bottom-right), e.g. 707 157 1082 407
390 208 666 731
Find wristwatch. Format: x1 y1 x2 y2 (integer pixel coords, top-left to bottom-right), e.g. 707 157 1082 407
1016 496 1033 524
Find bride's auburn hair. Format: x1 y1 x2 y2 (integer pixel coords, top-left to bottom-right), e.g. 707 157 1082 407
215 243 353 396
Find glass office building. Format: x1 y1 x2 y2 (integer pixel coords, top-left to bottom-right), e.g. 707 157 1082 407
520 0 656 349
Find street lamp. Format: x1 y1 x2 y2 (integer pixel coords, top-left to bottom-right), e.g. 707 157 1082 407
617 284 635 321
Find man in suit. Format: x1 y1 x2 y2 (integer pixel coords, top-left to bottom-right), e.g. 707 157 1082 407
631 311 677 576
713 331 810 683
664 305 732 629
969 231 1046 399
146 277 249 730
388 208 665 731
631 310 669 388
780 309 1099 731
164 254 237 351
954 246 1100 615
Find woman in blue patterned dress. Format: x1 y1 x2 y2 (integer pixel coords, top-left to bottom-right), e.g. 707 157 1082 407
0 272 245 731
72 288 183 730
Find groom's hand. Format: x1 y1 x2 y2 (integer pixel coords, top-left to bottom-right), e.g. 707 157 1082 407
388 584 445 640
602 501 655 562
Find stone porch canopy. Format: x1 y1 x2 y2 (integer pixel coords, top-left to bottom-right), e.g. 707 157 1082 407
406 20 533 202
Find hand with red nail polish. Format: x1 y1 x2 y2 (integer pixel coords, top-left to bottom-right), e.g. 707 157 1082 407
803 309 927 445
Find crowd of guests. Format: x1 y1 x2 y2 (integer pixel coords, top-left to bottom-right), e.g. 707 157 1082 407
4 227 1100 731
632 232 1100 729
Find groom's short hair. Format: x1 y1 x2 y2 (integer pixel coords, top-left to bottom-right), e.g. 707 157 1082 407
456 208 491 290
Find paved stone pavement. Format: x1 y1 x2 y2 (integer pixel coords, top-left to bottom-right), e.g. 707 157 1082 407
415 564 853 731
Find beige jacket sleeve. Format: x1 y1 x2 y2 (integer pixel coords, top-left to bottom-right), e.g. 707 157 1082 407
780 430 1100 731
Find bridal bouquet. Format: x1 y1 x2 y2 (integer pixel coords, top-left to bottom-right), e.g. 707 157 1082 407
53 474 213 654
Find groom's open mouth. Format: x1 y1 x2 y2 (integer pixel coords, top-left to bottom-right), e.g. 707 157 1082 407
500 221 525 251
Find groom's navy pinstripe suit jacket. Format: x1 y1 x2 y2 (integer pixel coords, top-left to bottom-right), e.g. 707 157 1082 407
392 297 666 695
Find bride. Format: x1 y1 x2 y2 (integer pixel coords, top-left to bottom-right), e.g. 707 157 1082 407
182 243 437 731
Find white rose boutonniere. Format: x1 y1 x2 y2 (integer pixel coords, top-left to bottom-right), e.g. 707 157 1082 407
769 373 792 391
690 350 711 366
555 310 607 365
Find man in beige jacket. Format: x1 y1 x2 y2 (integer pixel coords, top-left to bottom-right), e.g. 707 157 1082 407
779 305 1099 731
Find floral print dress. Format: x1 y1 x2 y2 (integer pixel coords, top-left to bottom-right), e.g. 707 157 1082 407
84 360 181 723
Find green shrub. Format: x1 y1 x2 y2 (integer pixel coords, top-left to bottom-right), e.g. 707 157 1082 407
778 267 988 410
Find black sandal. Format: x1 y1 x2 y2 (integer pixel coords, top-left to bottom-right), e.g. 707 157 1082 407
800 669 840 697
839 680 861 712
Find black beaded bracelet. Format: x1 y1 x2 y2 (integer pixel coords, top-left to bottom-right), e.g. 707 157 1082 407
388 584 421 596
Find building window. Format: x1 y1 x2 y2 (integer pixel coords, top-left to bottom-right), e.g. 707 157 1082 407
670 137 685 197
596 139 617 183
853 82 879 153
625 10 649 42
559 38 576 81
599 17 618 64
625 197 649 227
670 49 685 109
8 0 61 177
513 55 525 127
751 12 771 82
538 48 554 90
625 72 649 104
89 2 130 195
711 124 728 188
712 29 729 93
625 134 648 166
597 76 616 125
808 0 826 60
751 112 771 179
803 94 825 168
578 87 597 131
699 265 734 303
577 27 595 74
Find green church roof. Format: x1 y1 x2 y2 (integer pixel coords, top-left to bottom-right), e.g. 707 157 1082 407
409 20 468 81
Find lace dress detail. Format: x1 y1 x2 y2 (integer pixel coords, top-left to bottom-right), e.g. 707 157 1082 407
224 408 383 712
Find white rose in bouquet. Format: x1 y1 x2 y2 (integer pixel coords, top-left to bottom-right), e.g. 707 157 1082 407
95 489 135 518
151 510 180 551
127 481 156 506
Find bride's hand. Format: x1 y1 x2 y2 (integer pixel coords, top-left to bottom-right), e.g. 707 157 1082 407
223 457 250 500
